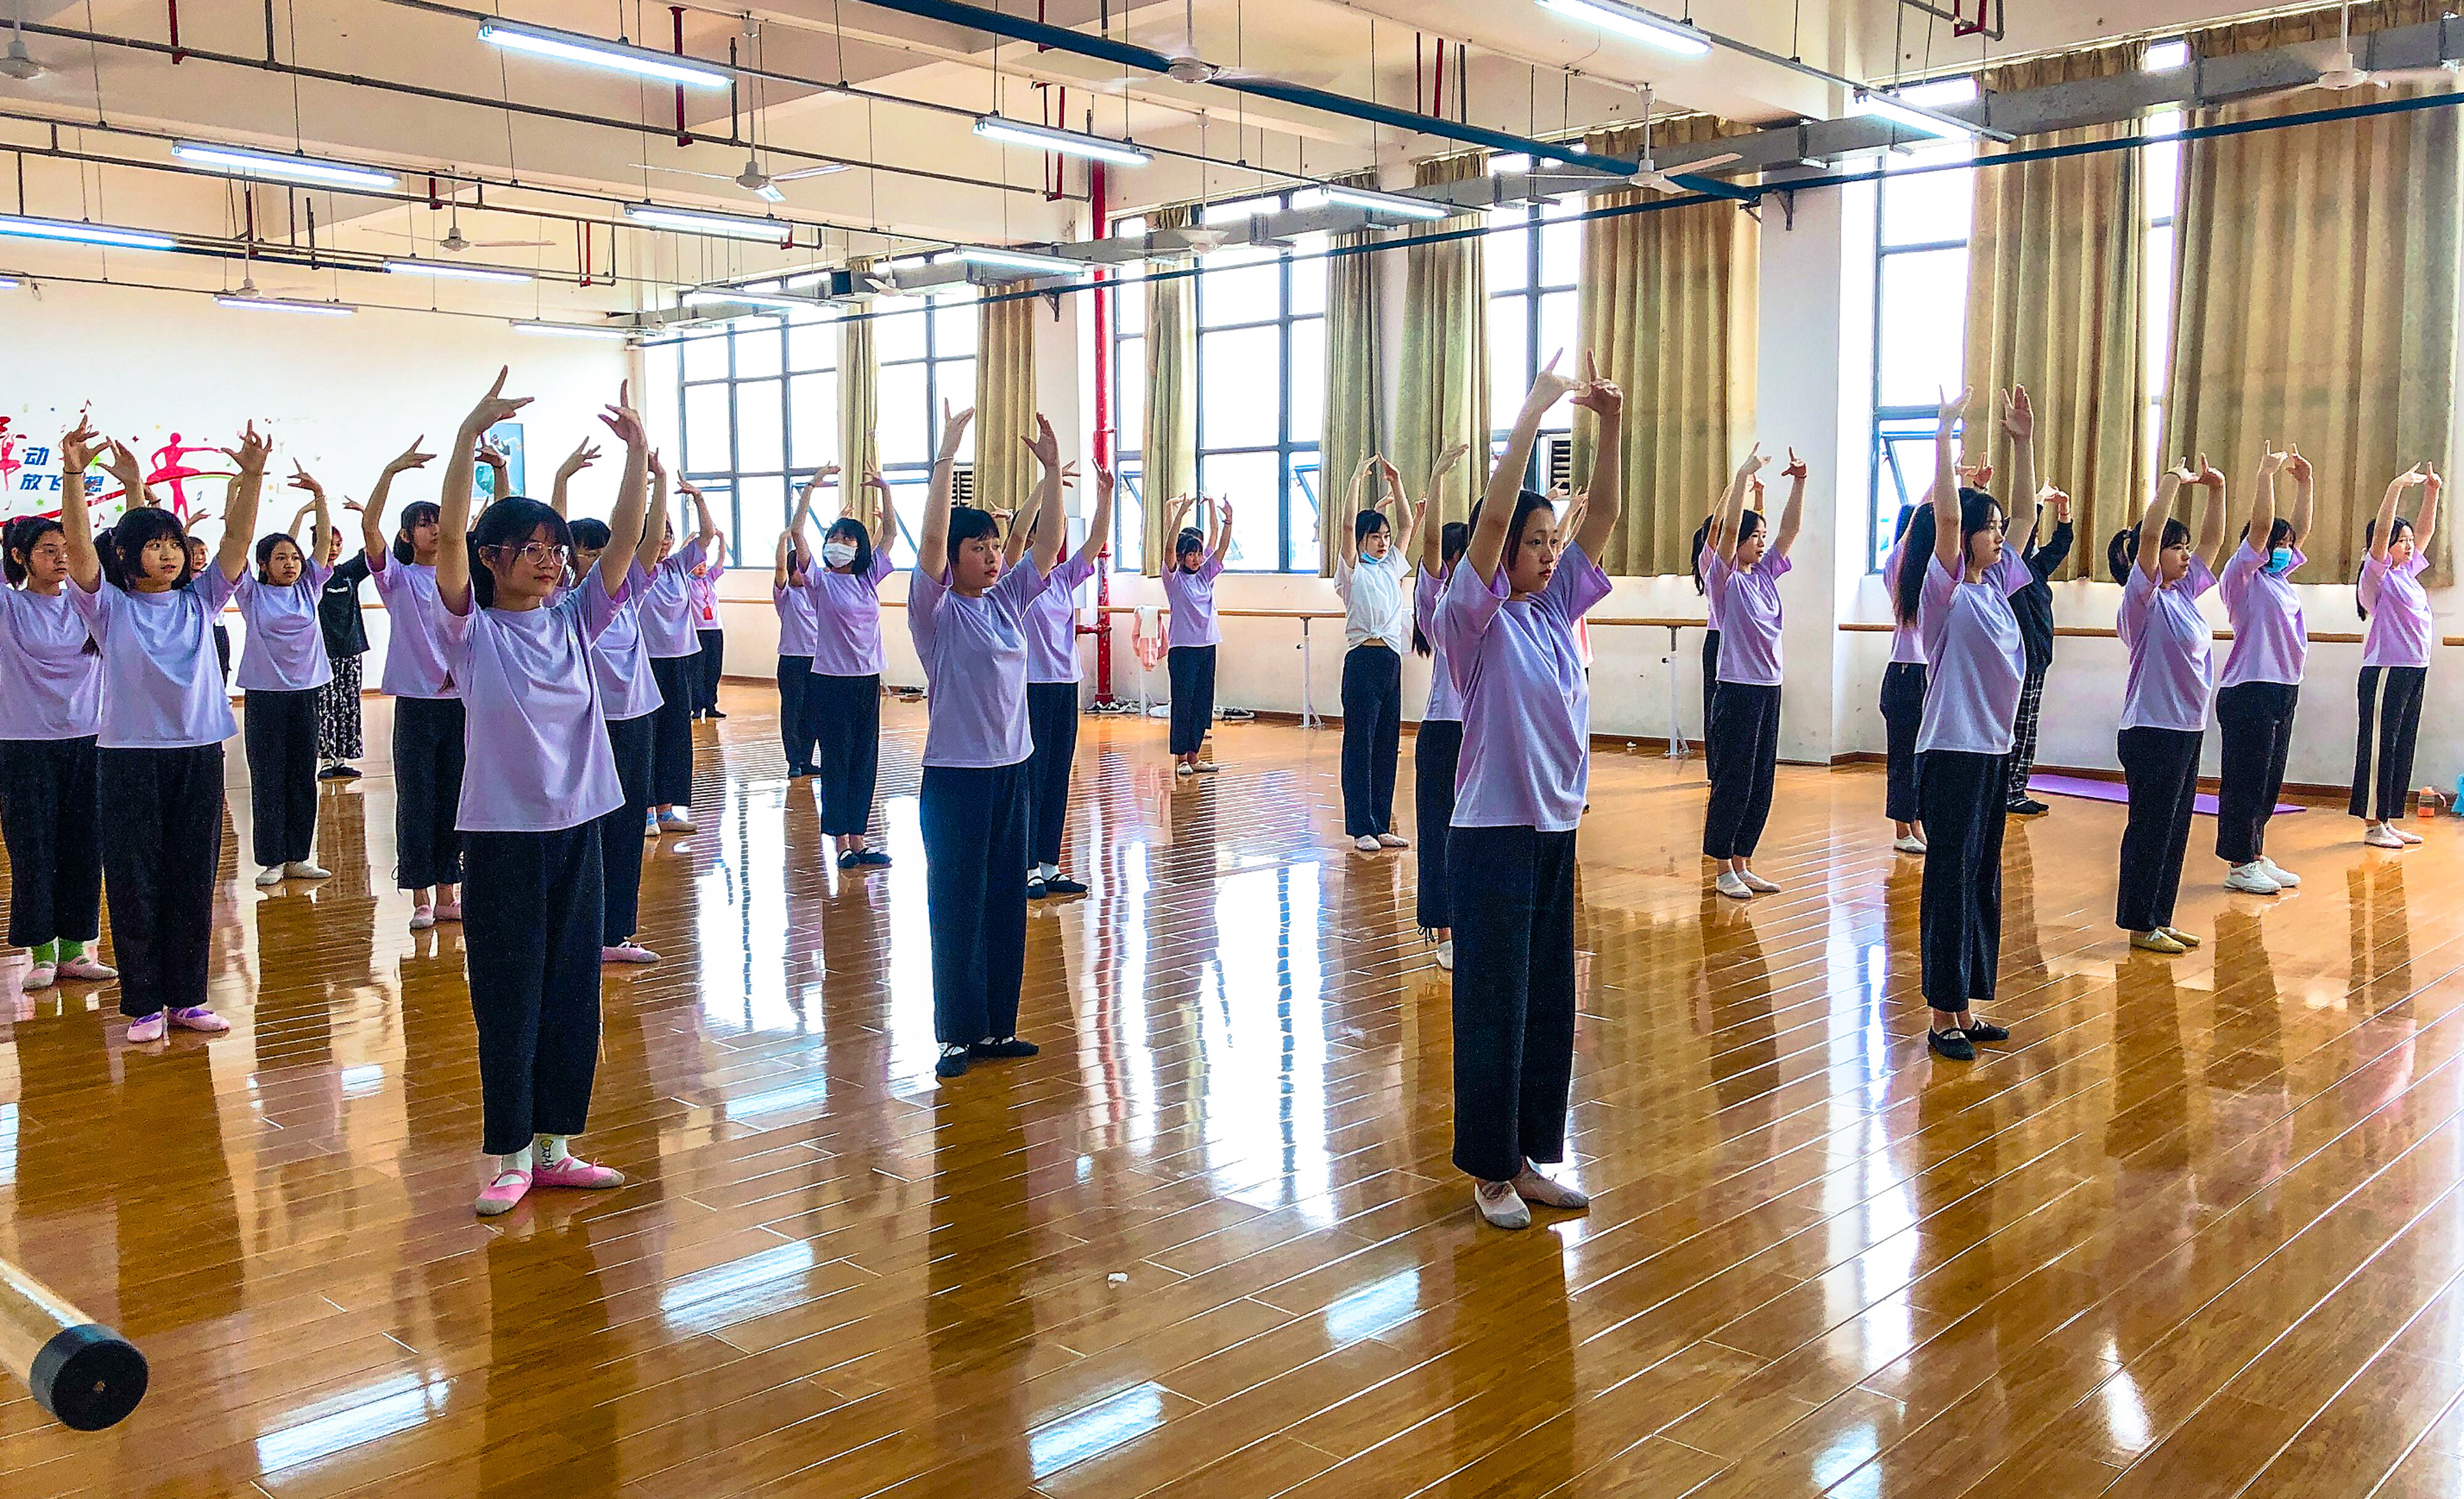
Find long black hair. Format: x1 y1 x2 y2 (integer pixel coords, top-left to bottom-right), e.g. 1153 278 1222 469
3 515 64 587
253 531 307 586
392 499 443 566
1464 487 1557 593
1890 503 1931 625
2358 515 2414 618
1413 520 1471 657
466 498 570 608
822 515 872 575
568 517 613 552
2237 517 2298 553
1690 514 1716 596
102 508 194 592
2106 517 2191 584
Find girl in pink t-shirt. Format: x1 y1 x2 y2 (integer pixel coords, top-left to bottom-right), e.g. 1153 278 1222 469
2353 463 2440 847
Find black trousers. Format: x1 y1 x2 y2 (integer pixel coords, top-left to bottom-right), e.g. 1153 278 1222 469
920 762 1030 1044
2006 667 2049 803
1919 748 2006 1009
695 627 725 713
598 713 654 944
777 655 816 774
1025 681 1079 870
1415 720 1462 932
1700 630 1720 757
1168 645 1215 756
647 655 696 806
463 824 603 1156
2351 664 2428 821
318 653 363 762
2117 725 2203 932
1340 644 1403 837
809 672 882 837
98 744 223 1019
1703 682 1781 860
1879 662 1928 825
0 736 102 948
391 696 465 891
2216 682 2299 866
243 687 321 867
212 623 230 685
1448 822 1578 1182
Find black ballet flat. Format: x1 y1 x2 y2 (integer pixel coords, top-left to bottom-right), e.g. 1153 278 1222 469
935 1046 970 1078
707 709 727 720
1043 875 1089 896
837 850 862 870
1026 875 1048 900
855 850 892 867
970 1037 1039 1059
1928 1029 1977 1062
1964 1019 2011 1043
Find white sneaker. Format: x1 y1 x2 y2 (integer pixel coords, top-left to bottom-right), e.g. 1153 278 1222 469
1740 870 1781 893
2365 824 2406 849
1353 834 1382 853
284 861 332 879
2395 825 2425 845
1195 760 1220 774
2224 861 2282 895
1174 762 1194 777
1436 939 1454 972
1378 832 1409 849
2260 857 2301 888
254 866 286 888
1716 871 1753 900
1472 1181 1531 1230
1893 835 1928 854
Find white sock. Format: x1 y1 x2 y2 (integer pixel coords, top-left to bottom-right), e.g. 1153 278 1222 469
1039 863 1058 879
498 1144 535 1176
535 1134 571 1166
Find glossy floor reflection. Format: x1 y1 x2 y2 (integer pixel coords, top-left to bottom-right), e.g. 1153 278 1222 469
4 689 2464 1496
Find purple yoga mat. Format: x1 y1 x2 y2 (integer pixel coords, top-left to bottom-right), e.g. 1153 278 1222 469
2027 772 2301 818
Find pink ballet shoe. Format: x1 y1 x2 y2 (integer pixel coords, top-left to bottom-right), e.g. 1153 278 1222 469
125 1012 166 1044
475 1169 531 1217
531 1156 626 1190
167 1006 230 1034
57 956 116 980
433 901 464 923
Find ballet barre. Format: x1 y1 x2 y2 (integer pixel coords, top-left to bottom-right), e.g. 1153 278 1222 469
0 1258 148 1430
1838 622 2372 643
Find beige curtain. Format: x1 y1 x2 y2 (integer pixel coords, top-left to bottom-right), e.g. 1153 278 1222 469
1574 115 1759 575
838 255 881 532
1397 154 1491 529
1140 204 1200 574
2163 0 2460 583
1964 45 2146 580
1319 169 1387 576
974 282 1037 521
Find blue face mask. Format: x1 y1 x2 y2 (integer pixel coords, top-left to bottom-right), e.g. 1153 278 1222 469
2265 546 2295 576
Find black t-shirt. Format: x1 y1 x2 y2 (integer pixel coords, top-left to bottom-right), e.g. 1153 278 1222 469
319 552 372 659
2012 520 2073 673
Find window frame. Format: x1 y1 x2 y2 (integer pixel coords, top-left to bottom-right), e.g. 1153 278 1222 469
673 296 840 569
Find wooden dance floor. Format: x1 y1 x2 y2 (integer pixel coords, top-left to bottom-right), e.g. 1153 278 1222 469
6 691 2464 1497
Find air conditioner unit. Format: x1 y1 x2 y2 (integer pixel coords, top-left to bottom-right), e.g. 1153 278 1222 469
1539 433 1576 494
952 463 977 508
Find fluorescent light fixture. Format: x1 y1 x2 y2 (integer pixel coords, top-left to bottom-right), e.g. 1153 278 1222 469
623 202 791 241
2144 38 2190 71
951 245 1091 277
477 21 729 88
753 183 786 203
171 141 398 191
1537 0 1712 58
1848 88 1982 141
217 295 355 316
0 276 18 289
0 213 176 251
384 258 534 284
972 116 1152 167
1897 74 1980 107
512 319 631 341
680 287 815 310
1294 183 1452 221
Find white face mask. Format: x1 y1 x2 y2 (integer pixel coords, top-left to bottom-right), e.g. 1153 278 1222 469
822 540 858 569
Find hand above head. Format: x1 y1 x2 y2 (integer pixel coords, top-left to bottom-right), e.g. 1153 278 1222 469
1956 459 1994 489
1780 447 1809 483
1938 384 1972 424
596 380 647 450
2285 443 2312 484
2195 452 2225 489
464 366 533 433
2428 463 2444 501
938 400 977 457
2391 462 2427 491
59 416 99 475
1569 352 1623 417
2258 441 2288 478
864 466 890 494
2001 384 2034 440
1434 442 1471 479
1023 412 1062 471
1524 350 1581 414
1096 464 1116 497
2038 482 2071 524
384 437 437 476
475 435 509 468
2169 457 2200 486
558 436 603 480
287 460 325 495
1733 443 1768 483
678 478 703 499
800 463 841 498
221 421 271 475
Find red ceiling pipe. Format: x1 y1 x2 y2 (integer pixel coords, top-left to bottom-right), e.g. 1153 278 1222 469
671 6 690 144
166 0 185 62
1089 160 1117 707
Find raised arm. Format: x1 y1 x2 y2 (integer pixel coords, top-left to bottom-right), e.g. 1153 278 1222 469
867 468 897 552
1415 443 1468 567
1571 354 1623 561
1205 494 1234 570
363 438 435 565
1023 414 1068 577
1075 465 1116 569
2370 465 2425 565
1932 387 1970 570
2136 466 2188 582
1338 459 1371 568
285 463 332 569
1770 447 1809 560
634 443 664 563
1714 444 1763 568
790 463 835 546
2190 452 2227 573
1469 357 1580 585
916 401 975 584
2419 464 2440 552
2246 443 2285 559
683 479 717 554
2001 386 2038 540
550 436 601 519
1382 457 1424 566
593 385 650 589
473 432 511 510
58 420 103 592
214 424 270 583
774 532 796 590
2285 443 2315 545
437 368 533 615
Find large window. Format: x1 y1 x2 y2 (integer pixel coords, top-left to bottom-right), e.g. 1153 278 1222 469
675 295 839 567
867 286 977 568
1486 167 1582 489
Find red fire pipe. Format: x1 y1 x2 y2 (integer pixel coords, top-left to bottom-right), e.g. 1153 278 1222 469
671 6 690 145
166 0 184 62
1089 160 1117 707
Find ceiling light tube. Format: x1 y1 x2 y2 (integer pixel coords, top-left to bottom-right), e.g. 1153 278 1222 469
623 203 792 241
512 319 631 341
1536 0 1712 58
1848 88 1982 141
171 141 398 191
950 246 1092 277
385 258 535 284
1294 184 1453 222
681 287 816 310
217 295 356 316
972 116 1152 167
0 277 20 289
477 21 730 88
0 213 176 251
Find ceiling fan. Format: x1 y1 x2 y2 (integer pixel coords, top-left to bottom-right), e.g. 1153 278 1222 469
1627 86 1740 194
365 201 550 252
2265 0 2458 94
633 153 848 203
1091 0 1325 93
1 0 43 81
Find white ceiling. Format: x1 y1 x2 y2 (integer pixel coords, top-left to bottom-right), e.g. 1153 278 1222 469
0 0 2291 319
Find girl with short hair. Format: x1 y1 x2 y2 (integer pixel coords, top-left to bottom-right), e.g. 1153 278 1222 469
806 468 898 867
640 481 717 833
2353 464 2439 848
363 438 464 930
1336 457 1422 853
1014 461 1112 898
1160 494 1232 777
237 464 337 888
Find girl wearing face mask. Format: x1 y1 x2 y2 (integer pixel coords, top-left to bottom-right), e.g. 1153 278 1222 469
2214 442 2314 893
689 529 727 722
1411 444 1471 972
363 438 464 931
1334 456 1423 854
0 448 113 993
66 420 269 1045
1702 448 1808 900
1910 386 2040 1063
2354 463 2440 848
1436 352 1622 1231
235 463 337 889
640 479 717 835
806 468 898 867
772 466 837 779
1012 461 1113 899
911 404 1067 1079
1160 492 1233 777
438 370 650 1217
2107 457 2225 956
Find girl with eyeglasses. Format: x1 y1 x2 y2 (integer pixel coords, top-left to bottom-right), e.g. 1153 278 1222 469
638 478 717 835
63 418 269 1045
437 370 650 1217
235 463 337 889
363 437 464 931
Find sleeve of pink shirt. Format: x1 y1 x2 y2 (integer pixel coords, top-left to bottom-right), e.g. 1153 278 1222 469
907 565 946 654
867 547 897 586
2219 541 2261 610
1054 553 1097 593
197 567 239 612
1544 545 1613 623
993 554 1054 614
1990 550 2033 597
67 575 112 642
2117 565 2153 646
1434 562 1507 691
564 569 627 641
661 536 706 581
2183 553 2219 601
2359 555 2387 612
1201 554 1226 582
1918 555 1959 659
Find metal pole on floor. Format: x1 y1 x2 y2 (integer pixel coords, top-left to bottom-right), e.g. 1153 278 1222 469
1663 624 1691 760
0 1258 147 1430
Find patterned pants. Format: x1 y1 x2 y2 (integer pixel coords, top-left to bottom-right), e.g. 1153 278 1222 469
2005 666 2048 804
318 653 365 763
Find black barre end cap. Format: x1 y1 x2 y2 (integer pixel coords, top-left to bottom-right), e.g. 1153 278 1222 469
29 1322 148 1431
